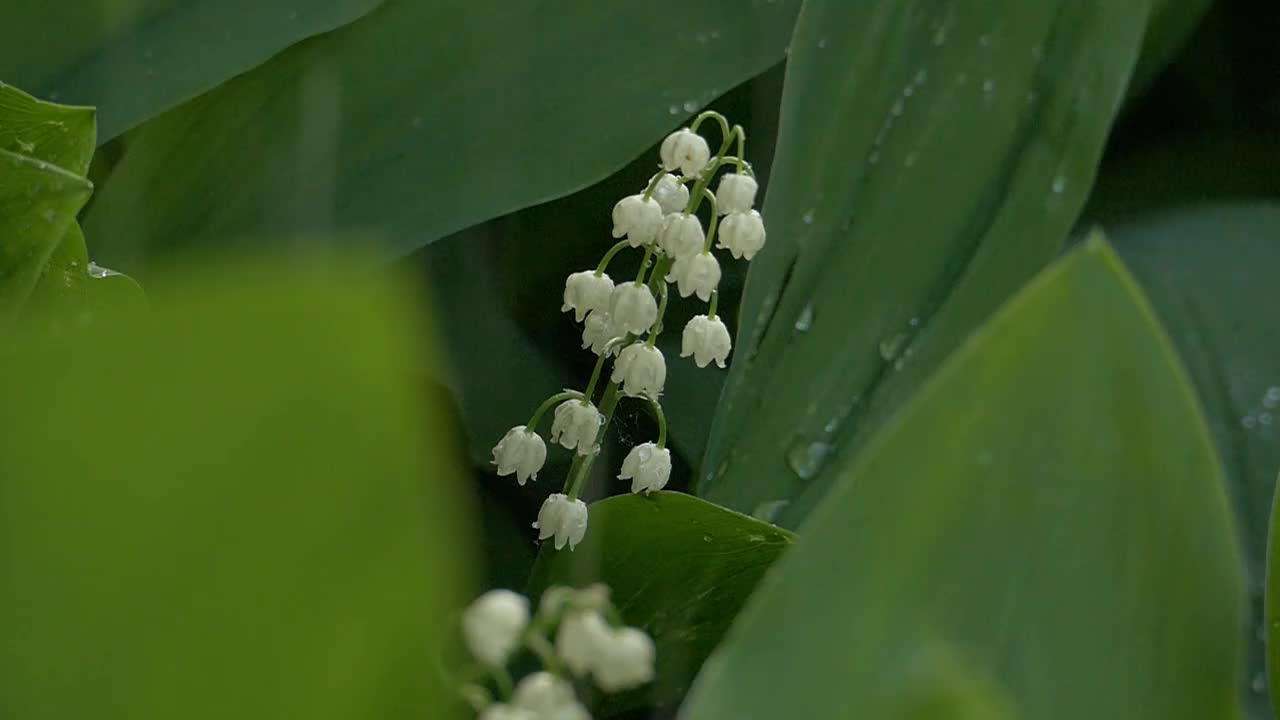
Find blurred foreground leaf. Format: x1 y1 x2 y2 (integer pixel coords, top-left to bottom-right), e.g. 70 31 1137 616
527 492 793 717
681 239 1243 720
0 262 472 720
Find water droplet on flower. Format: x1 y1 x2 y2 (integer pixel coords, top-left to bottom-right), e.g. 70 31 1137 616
751 499 790 523
786 440 834 480
794 303 814 332
879 333 908 361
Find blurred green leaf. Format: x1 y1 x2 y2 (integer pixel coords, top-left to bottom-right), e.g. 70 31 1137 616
1130 0 1213 97
681 238 1244 720
527 492 793 717
698 0 1151 527
1108 203 1280 718
1 0 383 141
0 261 471 720
83 0 802 273
0 83 143 326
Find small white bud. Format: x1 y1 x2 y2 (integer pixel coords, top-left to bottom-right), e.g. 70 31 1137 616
609 282 658 335
534 493 589 551
658 213 705 259
462 589 530 667
512 672 589 720
556 609 612 676
593 626 656 692
680 314 732 369
715 172 758 215
581 310 622 356
479 704 537 720
491 426 547 485
718 209 766 260
562 270 615 322
667 251 721 301
611 194 665 247
611 343 667 398
660 127 711 177
651 173 690 215
550 401 602 456
619 442 672 494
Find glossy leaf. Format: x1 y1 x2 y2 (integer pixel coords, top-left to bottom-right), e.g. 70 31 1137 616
698 0 1152 527
527 492 793 716
681 238 1244 720
1 0 383 141
1106 204 1280 717
0 261 471 720
83 0 801 272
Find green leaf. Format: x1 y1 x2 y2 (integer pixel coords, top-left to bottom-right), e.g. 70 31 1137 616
680 238 1244 720
0 83 143 326
1107 203 1280 717
526 492 793 716
1 0 383 141
82 0 801 271
698 0 1152 528
1130 0 1213 97
0 261 472 720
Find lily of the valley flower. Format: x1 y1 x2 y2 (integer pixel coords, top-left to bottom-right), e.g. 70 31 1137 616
511 672 590 720
462 589 530 667
619 442 672 494
611 194 665 247
715 172 758 215
550 401 602 455
491 425 547 484
556 609 612 676
593 626 656 692
668 251 721 301
562 270 615 322
478 704 535 720
659 127 711 177
611 343 666 398
658 213 704 258
650 173 690 215
680 314 732 369
534 493 589 551
609 282 658 335
581 310 621 356
717 209 766 260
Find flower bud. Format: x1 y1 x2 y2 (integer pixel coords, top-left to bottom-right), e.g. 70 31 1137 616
659 127 711 177
550 401 602 455
491 425 547 485
562 270 615 322
680 314 732 369
718 209 766 260
715 172 758 214
611 343 666 398
462 589 529 667
534 493 589 551
611 194 664 247
619 442 672 494
609 282 658 335
668 251 721 301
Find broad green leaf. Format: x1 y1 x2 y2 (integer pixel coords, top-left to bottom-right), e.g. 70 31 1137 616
83 0 801 272
526 492 793 716
680 238 1244 720
1 0 383 141
0 84 143 325
0 261 471 720
698 0 1152 527
1130 0 1213 96
1106 204 1280 717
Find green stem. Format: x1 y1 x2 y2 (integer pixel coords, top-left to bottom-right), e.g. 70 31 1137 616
690 110 731 144
526 633 565 676
641 170 666 201
648 395 668 448
565 382 623 501
708 290 719 320
733 125 748 174
702 188 720 252
634 244 655 282
489 666 514 700
685 130 736 216
595 240 632 275
527 391 584 431
645 284 669 348
582 354 608 405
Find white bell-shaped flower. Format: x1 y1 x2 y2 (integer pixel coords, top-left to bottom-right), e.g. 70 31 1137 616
668 251 721 301
651 173 690 215
593 626 656 692
581 310 622 356
611 194 664 247
550 400 602 456
512 672 590 720
491 425 547 485
660 127 712 177
479 704 536 720
658 213 705 259
619 442 672 494
534 493 589 551
611 343 666 398
556 609 611 676
609 282 658 335
715 172 758 215
562 270 615 322
462 589 530 667
680 314 732 369
718 209 766 260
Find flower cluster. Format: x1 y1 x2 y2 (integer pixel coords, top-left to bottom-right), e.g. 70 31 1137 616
457 586 657 719
490 112 767 550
